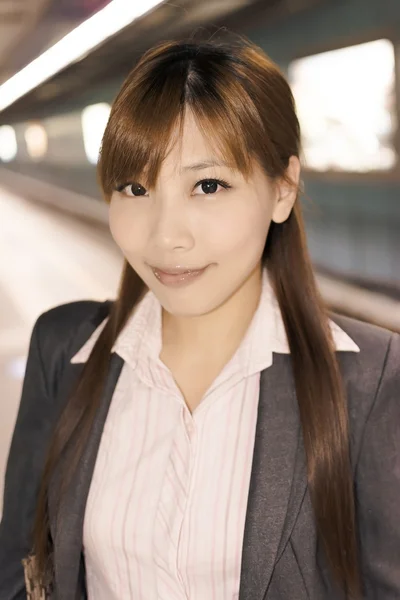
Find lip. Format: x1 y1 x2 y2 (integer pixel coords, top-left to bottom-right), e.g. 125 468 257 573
150 264 210 287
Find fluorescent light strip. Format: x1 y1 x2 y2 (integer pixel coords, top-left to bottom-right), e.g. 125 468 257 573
0 0 164 111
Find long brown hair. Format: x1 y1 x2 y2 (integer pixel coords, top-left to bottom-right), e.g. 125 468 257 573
33 38 361 597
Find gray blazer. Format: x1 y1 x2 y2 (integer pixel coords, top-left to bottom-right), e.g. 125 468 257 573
0 300 399 600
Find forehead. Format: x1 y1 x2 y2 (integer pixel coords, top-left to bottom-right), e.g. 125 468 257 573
165 110 227 170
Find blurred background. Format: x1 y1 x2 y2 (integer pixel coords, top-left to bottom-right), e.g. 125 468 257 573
0 0 400 505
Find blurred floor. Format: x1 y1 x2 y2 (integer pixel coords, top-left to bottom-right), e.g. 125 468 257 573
0 186 122 510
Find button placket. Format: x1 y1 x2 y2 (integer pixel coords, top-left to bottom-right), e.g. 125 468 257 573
182 407 196 442
175 406 199 596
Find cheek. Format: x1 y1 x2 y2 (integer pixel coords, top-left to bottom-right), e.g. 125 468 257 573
206 201 272 255
109 201 145 255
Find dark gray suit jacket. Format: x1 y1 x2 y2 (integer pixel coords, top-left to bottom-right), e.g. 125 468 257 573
0 300 399 599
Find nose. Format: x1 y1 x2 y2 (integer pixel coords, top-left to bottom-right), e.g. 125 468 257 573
150 201 195 252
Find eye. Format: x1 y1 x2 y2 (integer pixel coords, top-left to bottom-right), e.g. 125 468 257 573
194 178 231 195
117 182 148 197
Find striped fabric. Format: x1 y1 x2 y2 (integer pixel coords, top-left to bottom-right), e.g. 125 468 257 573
72 270 359 600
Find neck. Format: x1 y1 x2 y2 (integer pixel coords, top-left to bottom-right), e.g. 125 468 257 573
162 264 263 360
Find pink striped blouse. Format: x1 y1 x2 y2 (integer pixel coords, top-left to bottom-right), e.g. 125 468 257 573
71 270 359 599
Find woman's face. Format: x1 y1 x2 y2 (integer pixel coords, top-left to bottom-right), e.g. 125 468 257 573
109 111 298 317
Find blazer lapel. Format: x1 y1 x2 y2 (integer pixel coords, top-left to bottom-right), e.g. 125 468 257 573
239 353 308 600
51 353 124 600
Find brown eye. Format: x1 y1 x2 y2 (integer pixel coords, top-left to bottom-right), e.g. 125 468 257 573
119 182 148 197
194 178 232 195
201 180 218 194
130 183 147 196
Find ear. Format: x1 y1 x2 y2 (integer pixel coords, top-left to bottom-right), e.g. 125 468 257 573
271 156 301 224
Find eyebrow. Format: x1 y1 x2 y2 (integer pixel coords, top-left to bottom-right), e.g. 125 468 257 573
181 159 229 172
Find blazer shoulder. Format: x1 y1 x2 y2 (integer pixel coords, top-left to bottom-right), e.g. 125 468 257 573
331 315 399 476
331 312 394 357
34 299 113 362
331 312 396 390
36 299 111 331
331 312 398 412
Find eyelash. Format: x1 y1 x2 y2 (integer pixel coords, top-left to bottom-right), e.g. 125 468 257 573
196 178 232 192
115 178 232 195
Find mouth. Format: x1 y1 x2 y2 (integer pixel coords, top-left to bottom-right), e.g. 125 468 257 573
149 264 211 287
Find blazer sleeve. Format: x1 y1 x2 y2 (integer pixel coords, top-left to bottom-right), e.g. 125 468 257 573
356 332 400 599
0 315 56 600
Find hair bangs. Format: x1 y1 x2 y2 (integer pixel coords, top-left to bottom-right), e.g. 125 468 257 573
98 51 189 199
98 41 283 198
186 84 262 179
182 44 288 179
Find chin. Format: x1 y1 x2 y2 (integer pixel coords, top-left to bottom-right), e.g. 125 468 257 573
156 288 229 318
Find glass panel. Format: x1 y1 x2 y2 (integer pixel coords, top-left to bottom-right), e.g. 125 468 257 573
288 39 397 172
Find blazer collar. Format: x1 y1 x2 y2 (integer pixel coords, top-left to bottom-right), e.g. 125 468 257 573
239 353 307 600
49 303 355 600
49 351 305 600
49 351 124 600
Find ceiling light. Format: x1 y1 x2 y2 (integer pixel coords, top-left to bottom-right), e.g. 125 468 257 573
0 0 164 111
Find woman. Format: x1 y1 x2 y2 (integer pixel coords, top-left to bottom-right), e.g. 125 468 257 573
0 38 399 600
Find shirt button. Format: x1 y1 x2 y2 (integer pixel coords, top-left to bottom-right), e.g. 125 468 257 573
183 411 195 436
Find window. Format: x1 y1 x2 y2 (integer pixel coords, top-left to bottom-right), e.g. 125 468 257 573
81 102 111 164
288 39 397 172
0 125 17 162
